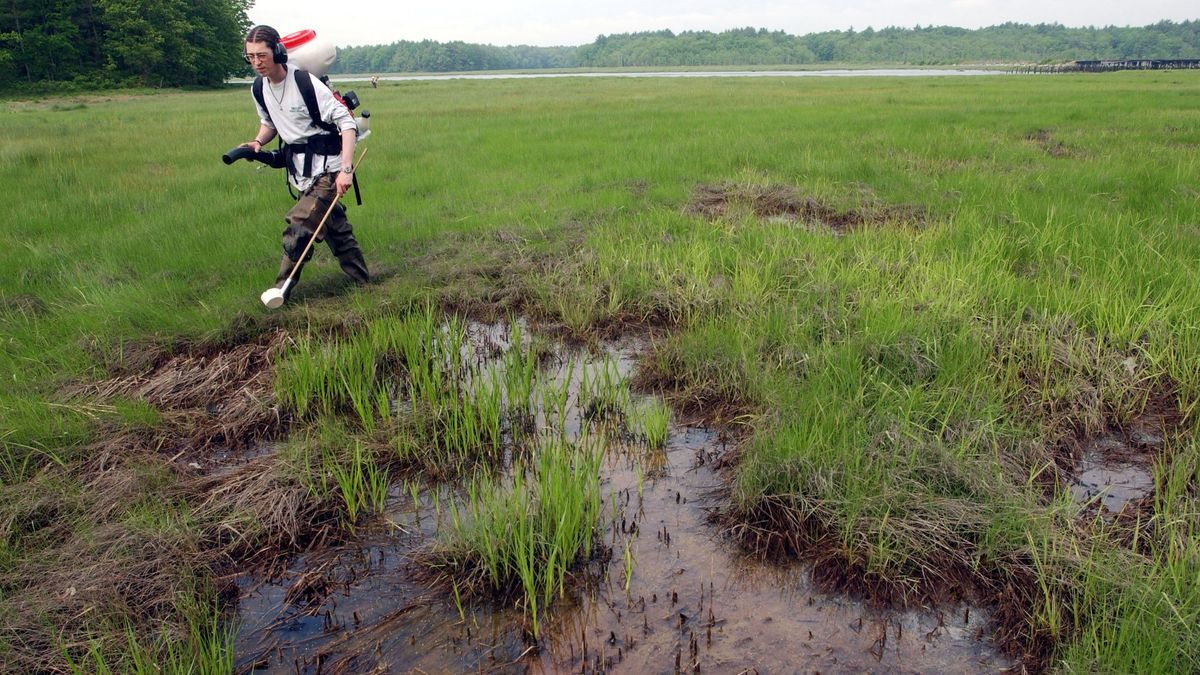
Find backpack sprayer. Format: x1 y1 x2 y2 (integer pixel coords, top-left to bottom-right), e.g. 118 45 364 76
222 29 372 175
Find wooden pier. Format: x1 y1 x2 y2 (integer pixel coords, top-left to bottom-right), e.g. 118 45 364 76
1012 59 1200 74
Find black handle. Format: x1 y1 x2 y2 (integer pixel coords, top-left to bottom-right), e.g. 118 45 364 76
222 145 256 165
222 146 286 169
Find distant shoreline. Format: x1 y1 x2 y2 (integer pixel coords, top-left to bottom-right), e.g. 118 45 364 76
333 68 1003 83
228 66 1007 86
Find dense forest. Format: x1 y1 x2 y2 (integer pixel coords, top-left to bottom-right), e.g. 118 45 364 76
1 0 250 90
334 40 577 74
333 20 1200 74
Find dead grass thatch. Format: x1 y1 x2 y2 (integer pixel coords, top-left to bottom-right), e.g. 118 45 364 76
182 452 342 566
0 328 357 672
1 513 206 672
74 331 289 458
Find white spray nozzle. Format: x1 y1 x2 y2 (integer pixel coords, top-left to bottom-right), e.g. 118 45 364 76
260 279 292 309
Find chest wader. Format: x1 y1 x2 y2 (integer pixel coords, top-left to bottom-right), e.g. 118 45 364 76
253 71 369 300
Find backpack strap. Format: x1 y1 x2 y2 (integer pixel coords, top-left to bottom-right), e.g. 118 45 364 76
255 70 339 135
257 69 345 185
252 76 270 123
293 69 340 134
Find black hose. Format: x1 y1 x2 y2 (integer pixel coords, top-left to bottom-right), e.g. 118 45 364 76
222 146 256 165
222 146 285 168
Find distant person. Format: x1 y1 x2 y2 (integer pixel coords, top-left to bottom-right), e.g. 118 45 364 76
239 24 368 303
370 75 379 88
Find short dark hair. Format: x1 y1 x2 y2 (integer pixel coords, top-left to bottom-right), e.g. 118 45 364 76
245 25 281 48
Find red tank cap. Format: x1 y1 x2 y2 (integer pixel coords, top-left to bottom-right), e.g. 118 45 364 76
280 29 317 49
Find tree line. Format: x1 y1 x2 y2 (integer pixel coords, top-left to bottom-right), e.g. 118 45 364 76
333 21 1200 74
335 40 577 74
1 0 250 90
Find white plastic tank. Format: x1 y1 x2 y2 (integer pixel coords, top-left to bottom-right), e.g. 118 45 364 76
355 110 370 140
279 29 336 78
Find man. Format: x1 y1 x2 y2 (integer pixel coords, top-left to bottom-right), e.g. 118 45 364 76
241 25 368 302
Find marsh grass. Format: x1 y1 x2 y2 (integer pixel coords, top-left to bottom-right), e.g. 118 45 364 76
65 593 234 675
4 73 1200 671
502 321 538 417
628 398 670 448
578 358 631 425
275 310 511 470
386 334 667 639
435 435 603 638
329 441 389 530
274 315 421 430
538 358 575 434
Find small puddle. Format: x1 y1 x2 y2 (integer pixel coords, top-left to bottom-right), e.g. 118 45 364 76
235 322 1010 673
1067 434 1156 515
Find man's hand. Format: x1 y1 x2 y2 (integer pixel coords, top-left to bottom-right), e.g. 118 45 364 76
335 169 353 197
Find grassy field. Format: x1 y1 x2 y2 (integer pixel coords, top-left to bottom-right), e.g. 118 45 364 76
2 71 1199 672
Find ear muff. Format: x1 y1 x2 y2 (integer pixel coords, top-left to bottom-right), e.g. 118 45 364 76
273 40 288 64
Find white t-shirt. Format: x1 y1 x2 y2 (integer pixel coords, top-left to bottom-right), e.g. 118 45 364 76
253 66 356 192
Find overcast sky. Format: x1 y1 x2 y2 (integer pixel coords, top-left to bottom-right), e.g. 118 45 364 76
248 1 1197 48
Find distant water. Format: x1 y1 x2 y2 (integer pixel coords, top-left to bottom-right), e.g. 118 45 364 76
323 68 999 83
230 69 1000 86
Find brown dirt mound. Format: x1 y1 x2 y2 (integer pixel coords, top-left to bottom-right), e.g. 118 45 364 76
1025 129 1075 158
685 182 926 232
0 293 48 317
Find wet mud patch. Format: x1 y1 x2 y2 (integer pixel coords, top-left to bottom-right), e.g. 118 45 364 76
1055 395 1185 557
1065 426 1162 518
997 319 1188 520
997 319 1186 471
685 182 926 233
234 321 1009 673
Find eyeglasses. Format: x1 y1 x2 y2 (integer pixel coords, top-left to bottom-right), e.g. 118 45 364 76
243 52 272 63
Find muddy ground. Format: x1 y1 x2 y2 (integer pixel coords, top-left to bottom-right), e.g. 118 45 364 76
228 324 1010 673
21 312 1186 674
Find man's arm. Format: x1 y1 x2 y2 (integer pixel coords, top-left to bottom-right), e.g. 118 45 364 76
242 124 277 151
335 128 356 197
